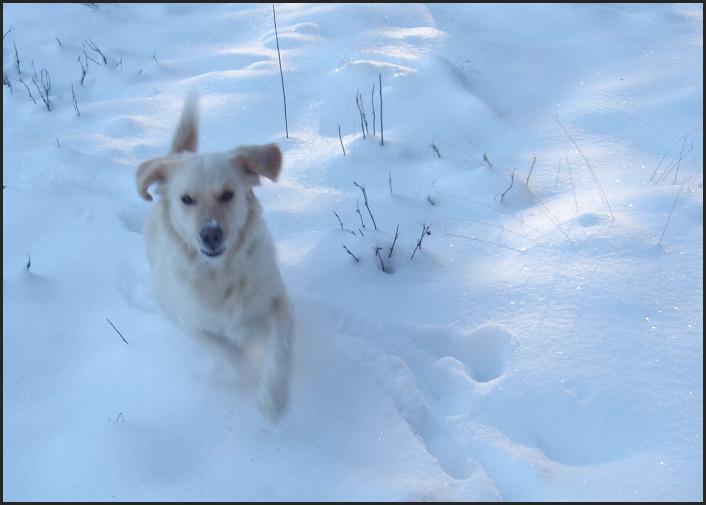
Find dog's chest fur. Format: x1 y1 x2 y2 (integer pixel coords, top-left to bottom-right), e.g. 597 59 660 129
145 204 282 343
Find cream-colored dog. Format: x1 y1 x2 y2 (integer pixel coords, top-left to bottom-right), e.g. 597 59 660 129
136 96 293 421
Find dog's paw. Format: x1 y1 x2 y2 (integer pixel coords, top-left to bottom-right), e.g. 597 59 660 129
256 382 289 422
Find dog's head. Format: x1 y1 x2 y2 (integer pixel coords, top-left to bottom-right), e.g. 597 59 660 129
136 97 282 259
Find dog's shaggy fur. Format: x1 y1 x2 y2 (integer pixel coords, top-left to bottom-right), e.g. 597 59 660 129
136 96 293 421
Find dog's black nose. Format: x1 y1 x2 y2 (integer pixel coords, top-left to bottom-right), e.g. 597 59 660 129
200 224 223 250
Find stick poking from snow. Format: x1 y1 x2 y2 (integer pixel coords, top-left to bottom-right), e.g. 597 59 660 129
410 223 431 260
354 181 377 231
525 156 536 187
375 247 386 273
85 38 107 65
106 318 129 344
338 124 346 155
272 4 289 139
658 176 690 246
379 73 384 146
371 83 376 136
72 84 80 117
388 224 399 258
555 115 614 220
13 41 21 74
500 168 516 203
342 244 360 263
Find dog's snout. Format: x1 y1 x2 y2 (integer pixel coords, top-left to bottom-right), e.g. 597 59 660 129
200 224 223 250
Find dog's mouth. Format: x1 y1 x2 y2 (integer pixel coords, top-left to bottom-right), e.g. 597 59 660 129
200 247 225 258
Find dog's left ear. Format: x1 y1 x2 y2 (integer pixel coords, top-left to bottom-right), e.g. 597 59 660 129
230 144 282 185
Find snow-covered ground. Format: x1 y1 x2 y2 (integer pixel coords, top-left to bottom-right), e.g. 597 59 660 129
3 3 703 501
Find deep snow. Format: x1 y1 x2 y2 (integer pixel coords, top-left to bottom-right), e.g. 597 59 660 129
3 3 703 501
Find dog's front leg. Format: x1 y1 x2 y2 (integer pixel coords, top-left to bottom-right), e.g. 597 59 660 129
256 297 294 421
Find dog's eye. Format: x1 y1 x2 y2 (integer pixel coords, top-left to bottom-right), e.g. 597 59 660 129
181 194 195 205
219 190 234 203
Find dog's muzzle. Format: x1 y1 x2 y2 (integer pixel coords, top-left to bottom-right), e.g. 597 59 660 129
200 223 224 258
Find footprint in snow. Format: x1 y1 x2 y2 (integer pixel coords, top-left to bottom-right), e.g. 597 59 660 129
458 324 514 383
424 323 514 385
425 324 514 416
576 212 608 228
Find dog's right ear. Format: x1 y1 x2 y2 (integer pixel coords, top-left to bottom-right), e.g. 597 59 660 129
136 156 174 201
170 94 199 154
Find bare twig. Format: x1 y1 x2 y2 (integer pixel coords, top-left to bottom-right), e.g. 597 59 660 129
79 58 88 86
106 317 129 344
83 48 100 66
354 181 377 230
656 136 692 185
31 66 52 111
360 91 369 137
26 251 31 271
85 38 107 64
355 198 366 229
673 140 688 184
388 170 392 195
500 168 516 203
115 57 123 70
371 83 376 136
71 84 80 117
338 124 346 155
355 91 366 139
333 211 344 231
483 152 493 169
650 131 698 183
555 115 614 220
115 412 125 423
379 73 384 146
333 211 355 235
342 244 360 263
272 4 289 138
410 223 431 260
3 72 12 94
374 247 386 273
56 36 62 47
427 194 436 206
3 24 13 40
658 176 689 246
430 143 441 158
525 156 536 187
13 41 21 74
152 51 158 63
388 224 399 258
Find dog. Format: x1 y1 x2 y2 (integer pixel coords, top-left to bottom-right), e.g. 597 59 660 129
136 96 293 421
